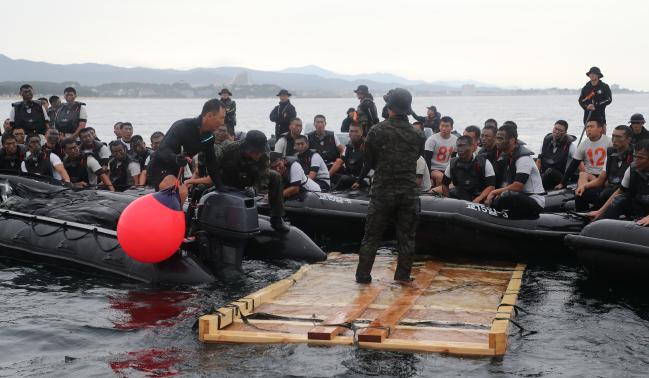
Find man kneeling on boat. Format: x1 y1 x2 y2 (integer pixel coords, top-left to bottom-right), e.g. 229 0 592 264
485 124 545 218
432 135 495 203
588 139 649 226
269 153 321 200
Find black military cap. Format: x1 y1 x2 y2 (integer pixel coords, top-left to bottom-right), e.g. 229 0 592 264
586 66 603 78
426 105 437 112
629 113 646 124
353 85 369 94
218 88 232 96
276 89 292 97
384 88 412 116
241 130 270 153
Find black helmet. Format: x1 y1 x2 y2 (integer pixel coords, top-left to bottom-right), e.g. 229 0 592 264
241 130 269 153
384 88 412 116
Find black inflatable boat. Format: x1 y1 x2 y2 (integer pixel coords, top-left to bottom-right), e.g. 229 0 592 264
259 191 586 258
565 219 649 281
0 173 325 284
543 187 575 213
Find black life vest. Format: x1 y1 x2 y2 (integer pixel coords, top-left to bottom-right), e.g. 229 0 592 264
0 145 26 172
448 155 489 196
64 155 89 184
606 147 633 187
627 163 649 207
343 142 364 176
540 133 573 172
42 142 65 159
54 101 85 133
24 150 54 177
496 144 535 187
109 156 135 189
12 101 47 135
81 140 106 161
297 149 315 174
279 133 296 156
131 147 152 170
307 131 339 164
478 145 498 166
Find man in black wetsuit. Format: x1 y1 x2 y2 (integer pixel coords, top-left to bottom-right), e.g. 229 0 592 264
332 124 365 190
411 105 441 133
354 85 379 135
579 67 612 126
535 120 576 190
147 99 225 190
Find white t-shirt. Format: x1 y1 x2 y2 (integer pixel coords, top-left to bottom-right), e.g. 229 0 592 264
120 139 132 151
289 161 321 192
416 156 432 191
81 143 110 164
573 134 612 175
306 152 331 185
274 135 298 157
508 155 545 208
21 152 63 180
620 167 631 189
425 133 458 171
85 155 103 185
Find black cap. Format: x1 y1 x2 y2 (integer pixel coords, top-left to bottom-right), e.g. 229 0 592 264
270 151 285 164
276 89 292 97
384 88 413 116
586 66 603 78
218 88 232 96
346 107 355 114
426 105 437 112
629 113 646 124
241 130 269 153
353 85 369 94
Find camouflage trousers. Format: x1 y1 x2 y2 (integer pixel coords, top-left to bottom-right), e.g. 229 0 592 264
356 192 420 281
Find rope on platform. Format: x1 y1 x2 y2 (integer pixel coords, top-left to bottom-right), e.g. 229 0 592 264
492 316 538 336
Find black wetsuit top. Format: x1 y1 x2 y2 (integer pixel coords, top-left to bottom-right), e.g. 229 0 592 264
148 116 217 184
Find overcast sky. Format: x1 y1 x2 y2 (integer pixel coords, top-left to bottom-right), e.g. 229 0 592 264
4 0 648 89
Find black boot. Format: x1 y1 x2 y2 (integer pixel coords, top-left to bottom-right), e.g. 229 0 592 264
270 216 290 233
355 254 375 284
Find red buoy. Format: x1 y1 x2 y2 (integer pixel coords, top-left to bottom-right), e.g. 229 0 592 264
117 187 185 263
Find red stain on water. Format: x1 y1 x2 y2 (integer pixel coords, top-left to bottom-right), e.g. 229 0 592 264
110 348 183 377
108 290 197 330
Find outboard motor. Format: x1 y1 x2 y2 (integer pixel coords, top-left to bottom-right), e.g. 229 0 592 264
193 190 259 277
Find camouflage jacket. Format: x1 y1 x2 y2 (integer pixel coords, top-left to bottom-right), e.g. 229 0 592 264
213 141 270 190
362 115 425 196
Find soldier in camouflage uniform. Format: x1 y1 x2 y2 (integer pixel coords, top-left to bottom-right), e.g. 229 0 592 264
188 130 289 233
354 85 380 136
355 88 426 283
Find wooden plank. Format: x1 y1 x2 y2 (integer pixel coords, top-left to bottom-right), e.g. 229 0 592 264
357 261 442 343
489 264 525 355
360 339 493 356
307 285 384 340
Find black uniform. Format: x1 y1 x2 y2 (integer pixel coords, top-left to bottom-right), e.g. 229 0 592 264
602 163 649 220
356 115 426 282
132 147 153 172
340 116 353 132
537 133 574 190
297 149 330 191
147 116 218 190
64 155 91 184
269 101 297 137
443 155 495 201
109 155 137 191
576 147 632 211
220 98 237 135
0 145 26 172
213 141 284 217
42 143 65 160
11 101 48 135
307 130 339 166
331 141 364 190
579 81 612 124
357 97 379 135
411 113 441 133
23 151 54 177
632 127 649 147
54 101 86 134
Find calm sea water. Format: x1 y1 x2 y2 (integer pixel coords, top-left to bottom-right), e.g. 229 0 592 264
1 95 649 377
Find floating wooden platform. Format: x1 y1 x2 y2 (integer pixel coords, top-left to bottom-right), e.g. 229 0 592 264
198 253 525 356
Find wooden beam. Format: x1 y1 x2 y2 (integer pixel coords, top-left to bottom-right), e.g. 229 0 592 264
307 284 385 340
489 264 525 356
357 261 442 343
